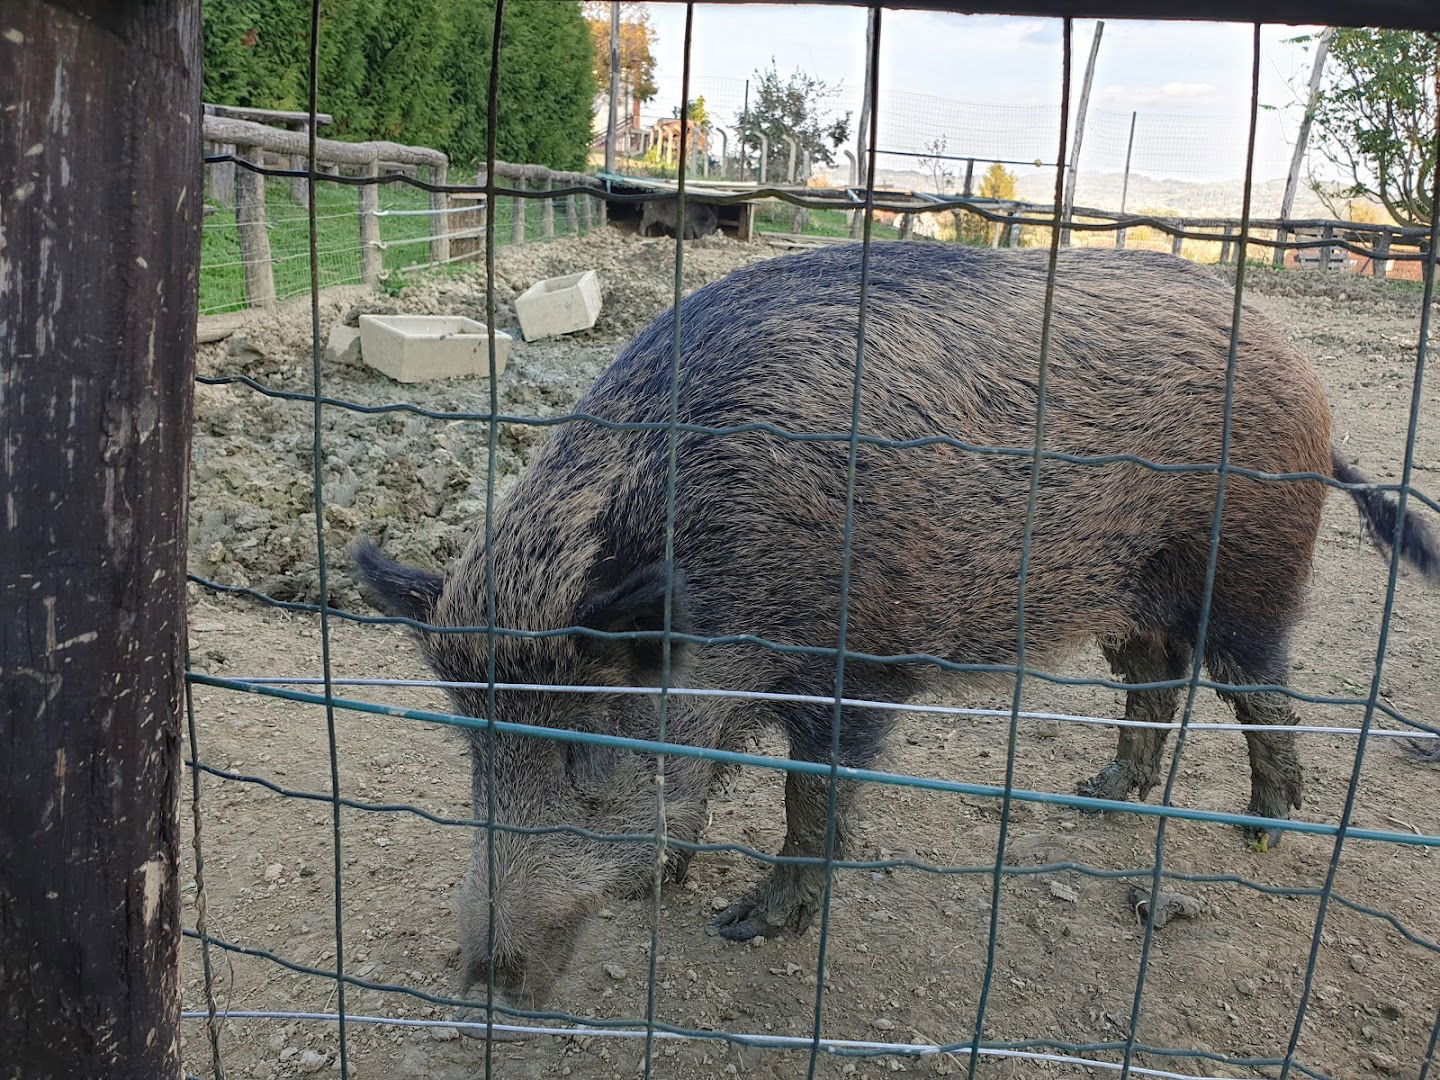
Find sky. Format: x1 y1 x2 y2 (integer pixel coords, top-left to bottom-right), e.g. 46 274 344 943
634 4 1330 184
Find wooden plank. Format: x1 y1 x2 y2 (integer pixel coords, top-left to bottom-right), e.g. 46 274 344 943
1 3 200 1077
204 115 444 169
676 0 1440 31
205 102 333 126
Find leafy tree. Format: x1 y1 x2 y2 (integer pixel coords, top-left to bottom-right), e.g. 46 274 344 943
956 162 1018 245
674 95 709 129
1305 29 1439 227
582 1 658 104
735 61 851 183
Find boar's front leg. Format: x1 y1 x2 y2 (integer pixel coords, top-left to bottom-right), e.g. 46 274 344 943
710 699 885 942
709 770 860 941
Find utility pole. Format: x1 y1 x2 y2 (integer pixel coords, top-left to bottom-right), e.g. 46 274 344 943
605 1 620 173
1061 20 1105 246
1276 28 1334 267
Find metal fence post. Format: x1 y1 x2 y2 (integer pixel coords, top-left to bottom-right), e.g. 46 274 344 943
1 3 200 1076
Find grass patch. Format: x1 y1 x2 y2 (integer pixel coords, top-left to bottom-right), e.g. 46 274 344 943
200 176 589 314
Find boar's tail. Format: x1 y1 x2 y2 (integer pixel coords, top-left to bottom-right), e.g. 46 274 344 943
1330 448 1440 585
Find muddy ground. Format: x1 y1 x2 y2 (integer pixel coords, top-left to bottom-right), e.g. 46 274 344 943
181 231 1439 1080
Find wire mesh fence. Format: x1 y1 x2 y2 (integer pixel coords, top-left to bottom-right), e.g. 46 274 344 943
181 4 1440 1080
201 159 609 316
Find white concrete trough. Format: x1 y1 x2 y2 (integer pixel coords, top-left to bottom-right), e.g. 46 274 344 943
358 314 510 383
515 269 602 342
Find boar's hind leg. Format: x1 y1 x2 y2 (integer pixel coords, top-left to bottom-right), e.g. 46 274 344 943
709 701 884 942
1077 634 1190 805
1207 643 1304 852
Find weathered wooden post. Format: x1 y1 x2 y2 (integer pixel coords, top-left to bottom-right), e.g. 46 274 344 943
1 4 200 1078
1373 230 1391 280
208 142 236 207
582 185 594 232
1319 222 1335 271
288 119 310 203
360 158 383 287
235 141 276 307
565 179 580 235
1219 225 1234 265
540 169 555 239
1171 230 1184 257
429 159 450 265
512 167 527 244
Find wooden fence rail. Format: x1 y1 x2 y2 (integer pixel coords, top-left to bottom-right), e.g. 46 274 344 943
202 115 607 307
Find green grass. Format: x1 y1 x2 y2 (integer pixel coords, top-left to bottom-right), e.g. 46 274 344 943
753 201 902 241
200 176 588 314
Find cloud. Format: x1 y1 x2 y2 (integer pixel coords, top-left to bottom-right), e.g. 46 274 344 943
1098 81 1221 109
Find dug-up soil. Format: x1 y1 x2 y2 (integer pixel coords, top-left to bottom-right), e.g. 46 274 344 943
183 230 1439 1080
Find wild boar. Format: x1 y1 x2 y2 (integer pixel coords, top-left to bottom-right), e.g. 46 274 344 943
639 196 719 240
355 242 1438 1015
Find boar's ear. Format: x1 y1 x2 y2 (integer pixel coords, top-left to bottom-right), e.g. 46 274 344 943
351 539 443 625
574 561 690 680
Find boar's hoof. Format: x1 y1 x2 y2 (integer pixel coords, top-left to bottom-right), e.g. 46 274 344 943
1242 774 1303 852
1076 760 1134 807
664 846 694 886
706 868 821 942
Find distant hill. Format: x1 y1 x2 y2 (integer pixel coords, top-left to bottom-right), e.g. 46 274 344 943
864 166 1338 221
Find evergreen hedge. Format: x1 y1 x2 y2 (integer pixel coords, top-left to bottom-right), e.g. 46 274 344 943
203 0 596 170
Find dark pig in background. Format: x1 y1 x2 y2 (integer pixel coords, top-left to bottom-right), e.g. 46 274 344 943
355 243 1439 1016
638 195 719 240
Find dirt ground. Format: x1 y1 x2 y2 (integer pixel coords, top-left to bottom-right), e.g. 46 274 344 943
180 231 1440 1080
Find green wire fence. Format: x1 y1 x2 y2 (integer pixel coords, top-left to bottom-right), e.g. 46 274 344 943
181 3 1440 1079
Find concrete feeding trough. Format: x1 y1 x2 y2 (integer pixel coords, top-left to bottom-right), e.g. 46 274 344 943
357 315 510 383
515 269 602 342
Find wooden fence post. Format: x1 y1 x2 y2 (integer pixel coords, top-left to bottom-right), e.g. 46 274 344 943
1373 231 1391 280
541 170 555 239
1 4 199 1077
598 188 608 229
288 120 309 203
1319 223 1334 271
582 188 594 232
360 158 383 287
429 161 450 265
235 142 276 307
1115 225 1127 249
512 169 527 245
208 141 236 207
1219 225 1234 265
1171 231 1184 257
566 187 579 235
1273 226 1287 268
